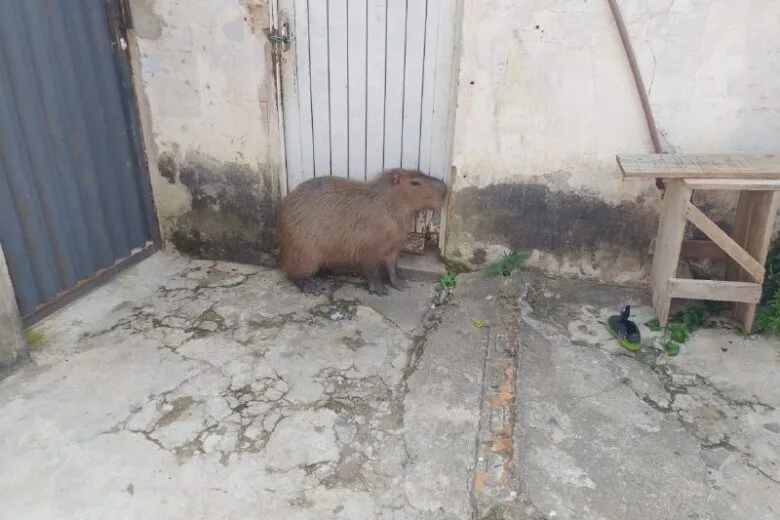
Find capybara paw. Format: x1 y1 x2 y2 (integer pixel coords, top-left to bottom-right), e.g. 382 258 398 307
367 279 387 296
294 276 322 295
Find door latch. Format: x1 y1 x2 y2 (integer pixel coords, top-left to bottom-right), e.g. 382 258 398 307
264 19 290 52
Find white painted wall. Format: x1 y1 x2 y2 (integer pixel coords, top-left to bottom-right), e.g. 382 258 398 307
449 0 780 278
125 0 780 278
128 0 277 238
454 0 780 196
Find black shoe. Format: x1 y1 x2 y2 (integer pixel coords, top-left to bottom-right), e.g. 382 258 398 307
607 305 641 351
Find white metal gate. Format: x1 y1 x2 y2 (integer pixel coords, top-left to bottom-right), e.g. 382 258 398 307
274 0 460 250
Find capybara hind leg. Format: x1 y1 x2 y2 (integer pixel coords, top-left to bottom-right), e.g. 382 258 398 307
292 275 323 295
383 250 408 290
283 250 322 295
364 262 387 296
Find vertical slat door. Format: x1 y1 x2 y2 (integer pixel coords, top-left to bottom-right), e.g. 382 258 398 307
278 0 459 189
328 0 349 177
0 0 158 319
347 1 367 178
365 0 388 178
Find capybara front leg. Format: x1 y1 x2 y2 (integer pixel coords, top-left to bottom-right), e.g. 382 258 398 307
364 262 387 296
292 275 323 295
384 250 408 290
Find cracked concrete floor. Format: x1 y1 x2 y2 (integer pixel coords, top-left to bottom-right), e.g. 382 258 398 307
510 275 780 520
0 252 486 520
1 252 779 520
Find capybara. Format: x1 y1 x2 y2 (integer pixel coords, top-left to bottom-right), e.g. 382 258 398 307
277 168 448 295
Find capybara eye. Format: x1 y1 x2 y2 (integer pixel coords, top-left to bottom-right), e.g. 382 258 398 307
410 180 421 186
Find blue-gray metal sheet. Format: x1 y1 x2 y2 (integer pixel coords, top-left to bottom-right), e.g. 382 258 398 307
0 0 160 317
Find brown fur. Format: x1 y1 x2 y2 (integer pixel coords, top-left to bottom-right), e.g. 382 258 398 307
276 169 448 295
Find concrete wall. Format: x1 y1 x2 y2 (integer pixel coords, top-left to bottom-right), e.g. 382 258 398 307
448 0 780 283
129 0 279 265
127 0 780 282
0 246 28 378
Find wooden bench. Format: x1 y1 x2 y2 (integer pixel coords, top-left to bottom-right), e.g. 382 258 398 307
617 154 780 330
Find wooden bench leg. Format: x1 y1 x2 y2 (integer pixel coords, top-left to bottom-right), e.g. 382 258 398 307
727 191 779 330
650 181 693 326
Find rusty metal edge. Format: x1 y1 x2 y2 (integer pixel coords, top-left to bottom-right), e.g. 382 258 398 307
22 243 159 328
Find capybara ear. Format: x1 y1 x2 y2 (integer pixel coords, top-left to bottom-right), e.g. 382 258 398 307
392 173 400 185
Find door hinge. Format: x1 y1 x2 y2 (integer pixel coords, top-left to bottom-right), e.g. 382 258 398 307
108 0 132 52
118 0 133 32
264 18 291 52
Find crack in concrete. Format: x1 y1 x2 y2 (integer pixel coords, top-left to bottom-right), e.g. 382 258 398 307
509 274 780 519
748 462 780 485
472 282 524 519
389 301 445 430
77 262 270 348
602 347 780 487
186 306 227 337
566 312 780 490
156 396 195 427
58 255 461 516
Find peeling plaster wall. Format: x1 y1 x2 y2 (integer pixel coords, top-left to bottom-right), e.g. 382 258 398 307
129 0 279 265
449 0 780 283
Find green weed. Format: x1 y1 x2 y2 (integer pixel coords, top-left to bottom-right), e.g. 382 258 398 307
733 323 751 336
485 251 527 278
645 318 662 332
752 239 780 336
437 272 457 290
645 238 780 351
755 287 780 336
24 329 46 350
646 302 724 357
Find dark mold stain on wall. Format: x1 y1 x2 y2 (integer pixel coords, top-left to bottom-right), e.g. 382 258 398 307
158 152 278 266
158 152 177 184
450 182 659 260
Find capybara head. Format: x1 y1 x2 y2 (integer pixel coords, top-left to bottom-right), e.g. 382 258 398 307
378 168 448 212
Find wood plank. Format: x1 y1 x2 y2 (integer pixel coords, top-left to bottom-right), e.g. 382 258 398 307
383 0 407 169
365 0 386 180
684 202 765 282
308 0 331 176
400 0 428 169
427 0 458 181
292 0 315 187
650 181 692 325
328 0 349 177
667 278 762 303
680 240 728 261
683 179 780 191
617 154 780 180
347 0 367 180
728 191 779 329
418 0 441 175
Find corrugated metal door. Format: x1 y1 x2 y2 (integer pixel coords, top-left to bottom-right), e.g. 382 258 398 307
274 0 460 252
0 0 159 322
